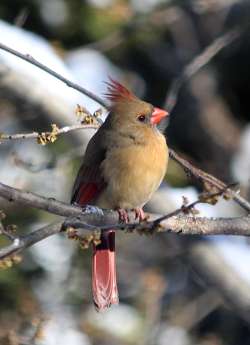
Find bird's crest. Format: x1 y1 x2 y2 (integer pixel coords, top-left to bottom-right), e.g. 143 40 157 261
105 78 136 103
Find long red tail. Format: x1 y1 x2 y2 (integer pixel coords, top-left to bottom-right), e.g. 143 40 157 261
92 230 119 311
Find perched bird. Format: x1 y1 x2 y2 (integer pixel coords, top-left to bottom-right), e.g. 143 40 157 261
71 79 169 311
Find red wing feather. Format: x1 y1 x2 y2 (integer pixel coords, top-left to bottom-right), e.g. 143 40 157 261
72 162 119 311
71 136 119 311
76 182 99 205
71 164 104 206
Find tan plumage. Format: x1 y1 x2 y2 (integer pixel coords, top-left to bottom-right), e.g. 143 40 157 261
73 97 168 209
72 79 169 310
97 126 168 209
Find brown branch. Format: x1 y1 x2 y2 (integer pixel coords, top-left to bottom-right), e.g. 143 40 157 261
0 123 99 143
164 28 242 113
0 222 61 259
2 132 249 214
0 28 243 145
64 213 250 237
0 30 250 262
0 220 16 241
169 149 250 212
0 182 80 218
1 182 250 260
0 42 109 109
0 27 242 121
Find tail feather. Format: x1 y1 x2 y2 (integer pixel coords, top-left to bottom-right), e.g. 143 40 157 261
92 230 119 311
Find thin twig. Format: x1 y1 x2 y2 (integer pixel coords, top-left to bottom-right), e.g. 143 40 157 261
0 28 243 144
165 28 242 113
0 123 99 143
0 29 250 263
0 222 61 259
0 42 109 108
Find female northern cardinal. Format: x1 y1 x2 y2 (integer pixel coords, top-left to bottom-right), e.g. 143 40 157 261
71 79 169 311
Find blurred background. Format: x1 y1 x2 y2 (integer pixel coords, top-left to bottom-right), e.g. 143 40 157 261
1 0 250 344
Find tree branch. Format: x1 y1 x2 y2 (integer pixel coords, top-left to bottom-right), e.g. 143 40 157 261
1 181 250 260
1 31 247 214
0 182 80 217
0 42 109 109
0 123 99 143
1 29 250 262
164 28 242 113
0 27 242 118
0 222 61 259
169 149 250 212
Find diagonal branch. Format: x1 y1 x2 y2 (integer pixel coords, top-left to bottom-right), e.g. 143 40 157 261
0 42 109 108
0 27 243 117
169 149 250 212
0 182 80 217
164 28 242 113
0 222 61 259
0 29 250 262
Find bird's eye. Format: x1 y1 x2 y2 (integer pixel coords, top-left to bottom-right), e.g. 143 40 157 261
137 114 146 122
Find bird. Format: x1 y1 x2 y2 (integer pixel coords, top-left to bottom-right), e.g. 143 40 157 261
71 78 169 311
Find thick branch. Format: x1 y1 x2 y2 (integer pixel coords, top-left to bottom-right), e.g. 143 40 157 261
0 31 250 261
0 182 80 217
1 181 250 260
2 213 250 261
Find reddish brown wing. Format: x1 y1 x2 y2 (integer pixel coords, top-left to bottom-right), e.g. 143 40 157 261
71 124 107 206
71 164 105 206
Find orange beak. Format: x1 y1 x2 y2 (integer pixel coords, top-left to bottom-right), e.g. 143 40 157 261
151 107 169 125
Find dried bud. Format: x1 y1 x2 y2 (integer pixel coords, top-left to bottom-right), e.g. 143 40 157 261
37 124 59 145
0 254 22 269
6 224 18 233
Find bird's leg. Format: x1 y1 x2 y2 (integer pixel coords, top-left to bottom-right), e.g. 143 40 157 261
116 208 130 223
133 207 146 222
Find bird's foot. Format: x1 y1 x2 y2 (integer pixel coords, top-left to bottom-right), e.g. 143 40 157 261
133 207 146 222
117 208 130 223
83 205 104 216
72 202 99 213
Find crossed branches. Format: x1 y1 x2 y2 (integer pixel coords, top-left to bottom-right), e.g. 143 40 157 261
0 181 250 262
0 27 250 263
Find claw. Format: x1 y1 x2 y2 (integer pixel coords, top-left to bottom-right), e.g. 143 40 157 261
133 208 146 222
117 208 129 223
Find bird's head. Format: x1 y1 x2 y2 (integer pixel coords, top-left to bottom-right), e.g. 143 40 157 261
105 78 168 131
